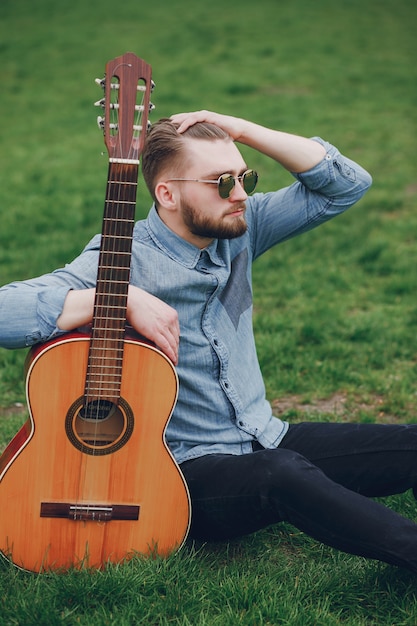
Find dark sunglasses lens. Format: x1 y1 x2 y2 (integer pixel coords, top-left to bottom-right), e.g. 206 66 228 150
218 174 235 199
243 170 258 194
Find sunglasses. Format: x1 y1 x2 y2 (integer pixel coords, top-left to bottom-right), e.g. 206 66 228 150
167 169 258 199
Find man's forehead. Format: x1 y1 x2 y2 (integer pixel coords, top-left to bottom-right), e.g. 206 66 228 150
182 137 246 173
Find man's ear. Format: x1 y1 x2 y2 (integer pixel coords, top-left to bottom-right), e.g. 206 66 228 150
155 181 178 210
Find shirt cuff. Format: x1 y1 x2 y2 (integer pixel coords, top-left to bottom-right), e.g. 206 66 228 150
37 286 72 340
292 137 342 190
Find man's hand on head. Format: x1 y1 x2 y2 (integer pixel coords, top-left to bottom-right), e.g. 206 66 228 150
170 110 246 142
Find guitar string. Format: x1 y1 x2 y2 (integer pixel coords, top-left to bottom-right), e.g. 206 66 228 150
89 71 146 453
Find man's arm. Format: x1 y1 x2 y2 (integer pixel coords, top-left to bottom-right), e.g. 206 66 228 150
0 271 179 363
58 286 179 364
170 110 326 173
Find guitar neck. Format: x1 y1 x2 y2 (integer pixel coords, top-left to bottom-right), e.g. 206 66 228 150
83 52 153 406
85 161 138 403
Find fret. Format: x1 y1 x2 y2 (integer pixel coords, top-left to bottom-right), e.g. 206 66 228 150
86 376 122 382
86 368 123 374
88 354 123 358
88 337 124 346
92 304 127 310
86 376 122 381
98 249 132 255
85 382 123 389
107 179 137 186
88 355 124 360
90 337 125 343
91 315 127 322
105 200 137 206
96 278 129 286
93 304 126 308
89 339 125 344
91 322 127 328
89 341 125 347
85 385 122 392
103 217 135 223
87 370 122 377
96 265 130 270
87 366 123 371
95 290 129 296
88 354 124 359
87 360 122 365
87 371 123 376
88 351 124 357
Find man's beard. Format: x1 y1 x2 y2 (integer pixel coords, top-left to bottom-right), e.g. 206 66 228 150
180 198 247 240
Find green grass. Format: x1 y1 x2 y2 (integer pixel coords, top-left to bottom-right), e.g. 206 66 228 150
1 0 417 623
1 530 417 625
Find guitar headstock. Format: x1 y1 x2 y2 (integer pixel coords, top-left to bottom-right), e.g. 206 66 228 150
95 52 154 163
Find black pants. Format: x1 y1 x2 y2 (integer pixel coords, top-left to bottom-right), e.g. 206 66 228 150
180 423 417 573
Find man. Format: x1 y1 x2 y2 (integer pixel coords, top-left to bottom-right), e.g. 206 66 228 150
1 110 417 573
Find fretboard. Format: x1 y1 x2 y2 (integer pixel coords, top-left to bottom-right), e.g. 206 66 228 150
84 161 138 403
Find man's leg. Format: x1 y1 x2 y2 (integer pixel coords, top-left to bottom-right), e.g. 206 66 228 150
180 423 417 573
280 422 417 498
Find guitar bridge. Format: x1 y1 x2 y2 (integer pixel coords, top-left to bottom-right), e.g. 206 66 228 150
40 502 140 522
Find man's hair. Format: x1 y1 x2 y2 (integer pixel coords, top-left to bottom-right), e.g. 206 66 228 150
141 118 230 204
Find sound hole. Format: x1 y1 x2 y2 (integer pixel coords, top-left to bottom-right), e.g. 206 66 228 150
79 399 116 422
66 397 134 456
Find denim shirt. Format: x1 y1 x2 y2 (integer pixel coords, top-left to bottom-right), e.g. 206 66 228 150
0 138 372 463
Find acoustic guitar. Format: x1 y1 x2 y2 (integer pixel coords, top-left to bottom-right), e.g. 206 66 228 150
0 52 190 572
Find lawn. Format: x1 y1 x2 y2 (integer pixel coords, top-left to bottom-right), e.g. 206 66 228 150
0 0 417 623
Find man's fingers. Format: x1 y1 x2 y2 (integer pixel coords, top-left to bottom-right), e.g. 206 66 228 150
156 327 179 365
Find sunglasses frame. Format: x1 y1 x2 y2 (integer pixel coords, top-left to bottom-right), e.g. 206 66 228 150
167 169 258 199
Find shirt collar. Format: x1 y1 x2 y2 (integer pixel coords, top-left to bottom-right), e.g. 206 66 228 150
145 205 226 269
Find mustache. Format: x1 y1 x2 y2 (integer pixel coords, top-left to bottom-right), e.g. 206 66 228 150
224 202 246 215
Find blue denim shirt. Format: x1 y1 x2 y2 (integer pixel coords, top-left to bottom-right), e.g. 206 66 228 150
0 138 372 463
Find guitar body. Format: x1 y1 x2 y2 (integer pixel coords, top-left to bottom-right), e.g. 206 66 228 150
0 332 190 572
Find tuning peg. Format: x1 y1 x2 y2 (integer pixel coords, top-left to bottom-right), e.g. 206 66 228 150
95 77 105 88
97 116 119 131
95 99 124 111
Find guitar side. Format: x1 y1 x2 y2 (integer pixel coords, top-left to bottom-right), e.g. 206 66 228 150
0 333 191 572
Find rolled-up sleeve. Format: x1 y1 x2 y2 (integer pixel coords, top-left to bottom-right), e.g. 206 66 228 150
294 138 373 207
249 138 372 258
0 282 71 349
0 240 100 349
